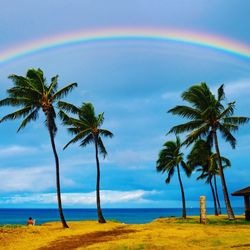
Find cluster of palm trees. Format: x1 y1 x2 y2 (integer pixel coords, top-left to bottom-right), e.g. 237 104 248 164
0 68 248 228
157 83 249 220
0 68 113 228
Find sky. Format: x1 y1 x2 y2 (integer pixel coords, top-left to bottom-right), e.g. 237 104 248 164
0 0 250 209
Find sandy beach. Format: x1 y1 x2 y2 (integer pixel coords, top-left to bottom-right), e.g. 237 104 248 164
1 215 250 250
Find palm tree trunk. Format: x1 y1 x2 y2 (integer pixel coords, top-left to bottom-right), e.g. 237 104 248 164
177 165 186 219
213 130 235 219
94 136 106 223
209 178 218 216
214 175 221 214
47 112 69 228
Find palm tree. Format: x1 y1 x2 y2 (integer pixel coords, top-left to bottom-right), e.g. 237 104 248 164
168 83 249 219
0 68 77 228
213 170 222 214
59 102 113 223
156 136 191 219
187 139 231 216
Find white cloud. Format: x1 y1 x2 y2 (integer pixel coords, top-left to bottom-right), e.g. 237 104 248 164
224 79 250 97
0 166 54 192
212 79 250 99
1 190 157 205
0 145 38 157
0 165 76 192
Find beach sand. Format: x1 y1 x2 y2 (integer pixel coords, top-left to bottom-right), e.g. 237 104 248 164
1 215 249 250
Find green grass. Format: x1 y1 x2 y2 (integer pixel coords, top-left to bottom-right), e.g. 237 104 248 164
206 218 250 225
165 216 250 225
108 219 122 223
111 244 146 250
0 224 23 228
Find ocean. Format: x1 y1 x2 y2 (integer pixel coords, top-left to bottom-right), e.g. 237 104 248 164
0 208 245 225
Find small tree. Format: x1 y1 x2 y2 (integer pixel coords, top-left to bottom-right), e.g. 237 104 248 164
59 102 113 223
156 137 191 219
187 139 230 216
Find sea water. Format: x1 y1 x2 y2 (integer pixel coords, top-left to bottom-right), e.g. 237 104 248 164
0 208 245 225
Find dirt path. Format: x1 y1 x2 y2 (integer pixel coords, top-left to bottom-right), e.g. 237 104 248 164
38 226 136 250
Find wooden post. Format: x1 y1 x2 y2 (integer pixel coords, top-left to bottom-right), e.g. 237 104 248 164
200 196 206 224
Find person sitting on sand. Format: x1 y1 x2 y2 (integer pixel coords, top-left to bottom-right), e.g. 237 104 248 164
27 217 35 225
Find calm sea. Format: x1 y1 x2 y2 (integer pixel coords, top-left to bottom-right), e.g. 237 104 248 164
0 208 244 225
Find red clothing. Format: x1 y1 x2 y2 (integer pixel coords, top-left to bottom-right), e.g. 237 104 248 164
27 219 34 225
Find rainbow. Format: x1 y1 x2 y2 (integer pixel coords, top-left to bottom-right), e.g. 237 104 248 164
1 28 250 65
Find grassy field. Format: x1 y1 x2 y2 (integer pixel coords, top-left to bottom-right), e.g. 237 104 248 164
1 215 250 250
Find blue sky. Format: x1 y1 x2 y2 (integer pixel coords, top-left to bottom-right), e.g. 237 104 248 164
0 0 250 209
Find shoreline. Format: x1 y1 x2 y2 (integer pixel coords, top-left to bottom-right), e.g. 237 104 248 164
0 207 245 225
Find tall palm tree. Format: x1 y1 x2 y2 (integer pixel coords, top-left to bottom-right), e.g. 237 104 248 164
187 139 231 216
213 170 222 214
59 102 113 223
197 167 219 215
156 136 191 219
0 68 77 228
168 83 249 219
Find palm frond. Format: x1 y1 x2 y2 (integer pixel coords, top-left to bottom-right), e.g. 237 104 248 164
218 123 236 148
79 133 94 148
0 97 31 107
221 123 239 133
165 166 175 184
99 129 114 138
79 103 96 126
181 83 213 111
0 106 33 123
181 161 192 177
59 110 89 128
58 101 80 114
26 68 46 93
218 102 235 119
97 112 104 127
217 84 225 102
183 124 210 146
47 75 59 95
168 105 201 119
52 83 77 101
63 129 91 149
168 120 204 134
97 137 108 158
223 116 249 126
8 74 42 94
17 108 39 132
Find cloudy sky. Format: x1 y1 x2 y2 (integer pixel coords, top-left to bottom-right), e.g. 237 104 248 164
0 0 249 209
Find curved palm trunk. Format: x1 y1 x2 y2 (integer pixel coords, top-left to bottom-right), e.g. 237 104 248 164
47 112 69 228
213 130 235 220
209 178 218 216
214 175 221 214
177 165 187 219
94 136 106 223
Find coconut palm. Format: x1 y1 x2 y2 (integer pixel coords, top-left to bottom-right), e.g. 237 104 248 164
213 170 222 214
0 68 77 228
168 83 249 219
187 139 231 215
156 136 191 219
59 102 113 223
